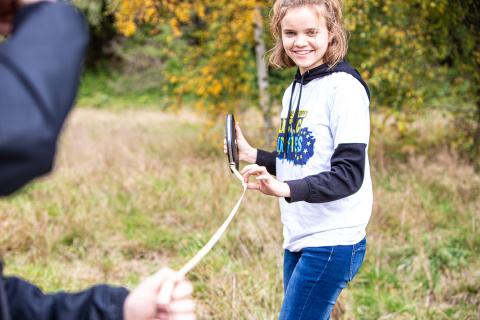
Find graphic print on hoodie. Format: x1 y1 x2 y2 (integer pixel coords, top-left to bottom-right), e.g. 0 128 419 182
276 110 316 165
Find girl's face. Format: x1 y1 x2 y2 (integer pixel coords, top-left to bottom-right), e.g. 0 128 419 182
281 5 330 74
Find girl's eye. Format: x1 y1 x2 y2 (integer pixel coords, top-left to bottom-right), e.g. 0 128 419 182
307 30 317 36
284 31 295 36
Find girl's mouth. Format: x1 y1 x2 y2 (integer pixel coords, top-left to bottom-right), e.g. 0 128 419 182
293 50 313 56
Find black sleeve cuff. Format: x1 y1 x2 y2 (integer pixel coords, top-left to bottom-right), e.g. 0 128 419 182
256 149 277 176
285 179 310 203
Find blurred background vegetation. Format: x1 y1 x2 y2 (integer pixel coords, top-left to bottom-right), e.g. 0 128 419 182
72 0 480 167
1 1 478 320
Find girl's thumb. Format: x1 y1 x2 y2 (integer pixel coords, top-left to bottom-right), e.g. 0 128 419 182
235 123 244 139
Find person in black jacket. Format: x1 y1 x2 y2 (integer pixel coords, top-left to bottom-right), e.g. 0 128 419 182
0 1 195 319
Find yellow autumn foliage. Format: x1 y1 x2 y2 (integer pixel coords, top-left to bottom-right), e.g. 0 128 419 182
111 0 267 118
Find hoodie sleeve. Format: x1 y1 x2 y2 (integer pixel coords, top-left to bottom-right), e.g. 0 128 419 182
255 149 277 176
0 1 89 196
284 143 366 202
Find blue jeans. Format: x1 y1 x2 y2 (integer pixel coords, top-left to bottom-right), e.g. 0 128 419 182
279 238 366 320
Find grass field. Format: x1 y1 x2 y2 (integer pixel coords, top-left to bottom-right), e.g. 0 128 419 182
0 108 479 319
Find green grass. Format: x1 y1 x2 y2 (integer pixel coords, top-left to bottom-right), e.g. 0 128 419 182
77 69 173 109
0 108 478 319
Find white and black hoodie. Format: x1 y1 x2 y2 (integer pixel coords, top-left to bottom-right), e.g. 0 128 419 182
256 61 373 251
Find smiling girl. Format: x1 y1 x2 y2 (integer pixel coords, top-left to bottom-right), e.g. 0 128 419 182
235 0 372 319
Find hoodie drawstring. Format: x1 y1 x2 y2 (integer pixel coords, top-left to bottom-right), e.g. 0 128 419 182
283 72 306 156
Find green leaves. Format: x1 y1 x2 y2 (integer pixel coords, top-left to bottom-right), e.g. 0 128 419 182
103 0 480 162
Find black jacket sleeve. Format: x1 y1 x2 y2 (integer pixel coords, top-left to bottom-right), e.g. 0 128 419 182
0 1 89 195
4 276 129 320
285 143 366 203
255 149 277 176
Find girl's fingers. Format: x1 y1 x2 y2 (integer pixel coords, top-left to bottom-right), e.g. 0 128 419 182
240 164 256 175
242 168 259 183
241 164 267 176
247 182 261 190
241 165 269 186
256 174 270 181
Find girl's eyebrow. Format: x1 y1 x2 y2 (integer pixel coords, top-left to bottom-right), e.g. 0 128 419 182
282 27 318 32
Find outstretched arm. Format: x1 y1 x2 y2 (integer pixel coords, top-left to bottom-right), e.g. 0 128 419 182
4 268 195 320
5 276 129 320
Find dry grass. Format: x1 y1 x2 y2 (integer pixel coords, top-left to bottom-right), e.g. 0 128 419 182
0 108 478 319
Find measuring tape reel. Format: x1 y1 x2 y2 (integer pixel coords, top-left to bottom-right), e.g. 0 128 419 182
225 113 239 172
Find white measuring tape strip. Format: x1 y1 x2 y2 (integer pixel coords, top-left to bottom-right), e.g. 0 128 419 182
157 165 247 305
179 165 246 275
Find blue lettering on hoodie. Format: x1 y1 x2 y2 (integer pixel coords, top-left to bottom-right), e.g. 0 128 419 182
276 115 315 165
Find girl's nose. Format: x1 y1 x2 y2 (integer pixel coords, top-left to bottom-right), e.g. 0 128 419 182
294 35 308 47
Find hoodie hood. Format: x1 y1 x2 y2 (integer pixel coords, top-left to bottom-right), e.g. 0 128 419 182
294 60 370 99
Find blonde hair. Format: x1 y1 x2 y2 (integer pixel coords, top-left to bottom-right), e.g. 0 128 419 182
268 0 348 69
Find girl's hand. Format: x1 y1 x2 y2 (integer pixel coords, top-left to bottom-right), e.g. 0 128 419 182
235 124 257 163
224 123 257 164
241 164 291 198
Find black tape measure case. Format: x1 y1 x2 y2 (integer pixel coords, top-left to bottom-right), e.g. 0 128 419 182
225 114 239 172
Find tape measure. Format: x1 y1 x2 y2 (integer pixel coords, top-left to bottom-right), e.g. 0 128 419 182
158 113 246 305
177 113 245 276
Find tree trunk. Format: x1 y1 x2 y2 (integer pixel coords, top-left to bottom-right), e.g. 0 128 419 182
470 16 480 172
473 87 480 171
254 5 273 148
